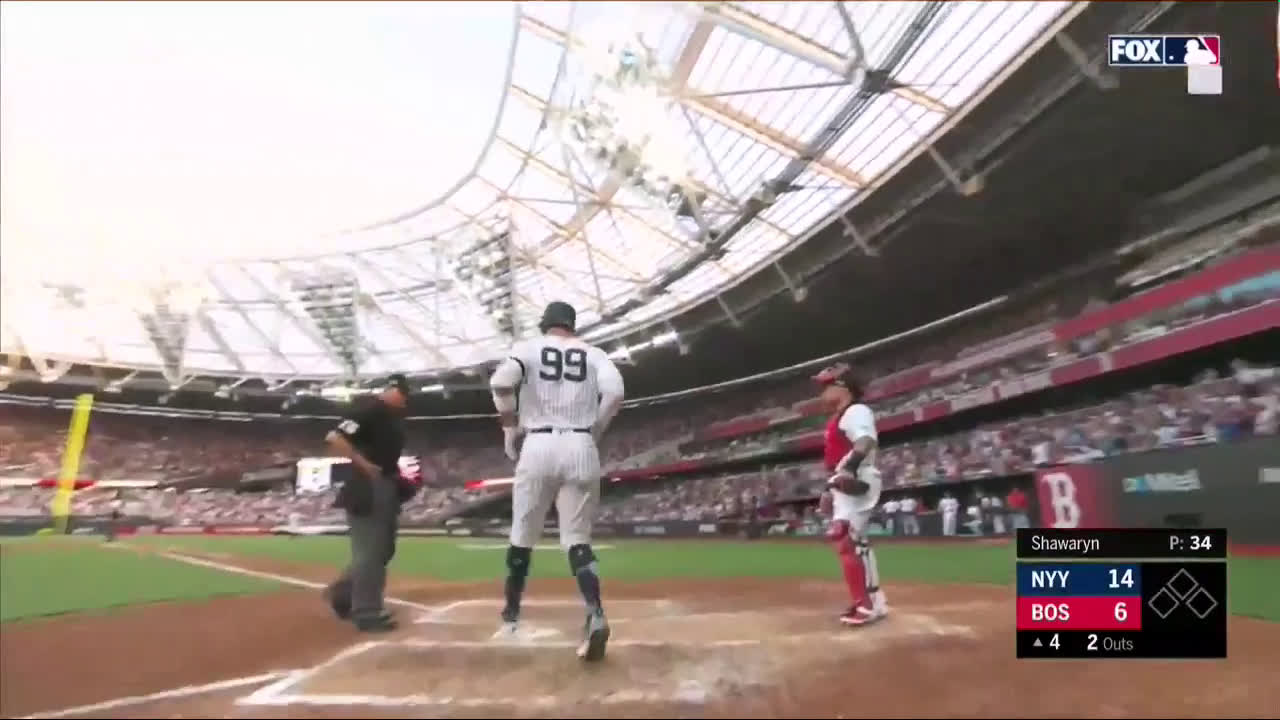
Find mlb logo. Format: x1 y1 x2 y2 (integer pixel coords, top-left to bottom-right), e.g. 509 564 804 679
1108 34 1221 67
1163 35 1220 66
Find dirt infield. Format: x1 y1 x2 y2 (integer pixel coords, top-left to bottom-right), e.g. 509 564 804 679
3 552 1278 719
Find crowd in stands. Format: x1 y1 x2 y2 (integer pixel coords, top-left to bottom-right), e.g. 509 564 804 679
0 238 1275 527
0 483 475 526
597 464 825 523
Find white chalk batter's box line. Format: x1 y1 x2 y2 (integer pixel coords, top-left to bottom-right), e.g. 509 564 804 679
22 608 982 717
237 638 753 710
238 613 980 711
414 596 680 624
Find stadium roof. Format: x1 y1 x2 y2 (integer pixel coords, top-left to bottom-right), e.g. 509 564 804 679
0 1 1073 384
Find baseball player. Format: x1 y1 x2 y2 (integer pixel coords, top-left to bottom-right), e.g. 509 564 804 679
899 495 920 535
881 497 900 535
488 301 625 662
814 361 888 626
940 491 960 536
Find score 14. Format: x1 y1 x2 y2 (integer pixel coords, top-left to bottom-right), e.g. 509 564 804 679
1109 568 1135 589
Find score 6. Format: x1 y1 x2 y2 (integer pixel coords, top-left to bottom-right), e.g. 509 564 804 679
1115 601 1127 622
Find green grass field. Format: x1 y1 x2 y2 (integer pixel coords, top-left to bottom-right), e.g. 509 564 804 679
2 537 1277 623
0 539 279 621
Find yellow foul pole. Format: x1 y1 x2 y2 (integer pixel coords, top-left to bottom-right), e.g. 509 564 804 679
50 394 94 535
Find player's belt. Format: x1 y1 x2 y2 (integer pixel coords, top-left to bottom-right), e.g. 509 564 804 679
527 427 591 434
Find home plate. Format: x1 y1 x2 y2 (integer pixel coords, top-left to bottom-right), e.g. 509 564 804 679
489 624 563 641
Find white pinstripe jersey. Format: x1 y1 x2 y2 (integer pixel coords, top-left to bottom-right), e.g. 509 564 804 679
506 335 624 430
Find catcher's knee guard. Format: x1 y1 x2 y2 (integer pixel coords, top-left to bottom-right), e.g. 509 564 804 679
567 544 597 576
506 545 532 579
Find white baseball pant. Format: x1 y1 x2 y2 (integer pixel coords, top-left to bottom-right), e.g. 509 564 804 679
942 511 957 536
830 467 881 536
509 430 601 549
903 514 921 535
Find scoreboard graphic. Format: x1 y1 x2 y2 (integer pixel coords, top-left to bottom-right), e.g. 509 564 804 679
1106 33 1224 95
1016 528 1227 659
1107 35 1221 66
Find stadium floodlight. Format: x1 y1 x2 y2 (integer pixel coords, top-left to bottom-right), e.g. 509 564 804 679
650 329 678 347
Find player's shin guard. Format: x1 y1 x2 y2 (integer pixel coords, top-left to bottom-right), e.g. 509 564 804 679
503 545 532 622
567 544 602 614
856 537 886 611
830 521 869 608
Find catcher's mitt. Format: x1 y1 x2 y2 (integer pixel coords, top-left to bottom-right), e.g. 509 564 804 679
827 472 871 495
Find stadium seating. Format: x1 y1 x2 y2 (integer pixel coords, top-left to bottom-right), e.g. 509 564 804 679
0 242 1275 526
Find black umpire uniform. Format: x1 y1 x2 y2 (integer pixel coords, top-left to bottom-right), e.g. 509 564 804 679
323 374 412 632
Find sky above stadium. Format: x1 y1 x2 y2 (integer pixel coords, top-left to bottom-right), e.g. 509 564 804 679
0 1 513 275
1 1 1076 378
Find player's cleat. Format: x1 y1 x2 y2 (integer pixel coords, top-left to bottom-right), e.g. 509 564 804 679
322 582 352 620
354 610 398 633
576 609 610 662
839 605 884 627
491 621 519 640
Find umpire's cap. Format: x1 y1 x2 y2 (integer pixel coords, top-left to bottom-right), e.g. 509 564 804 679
812 360 866 399
539 301 577 333
386 373 412 397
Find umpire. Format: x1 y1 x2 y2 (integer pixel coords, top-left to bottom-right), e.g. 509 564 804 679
322 374 411 632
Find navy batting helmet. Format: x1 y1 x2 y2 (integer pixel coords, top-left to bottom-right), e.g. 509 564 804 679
538 301 577 333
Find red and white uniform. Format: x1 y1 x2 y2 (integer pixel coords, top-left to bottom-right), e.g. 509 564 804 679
823 401 888 622
823 402 882 534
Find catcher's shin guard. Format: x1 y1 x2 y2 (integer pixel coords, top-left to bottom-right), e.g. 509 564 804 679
503 545 532 622
829 520 869 609
856 537 884 608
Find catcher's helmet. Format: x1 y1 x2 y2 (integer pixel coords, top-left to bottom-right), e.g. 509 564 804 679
812 360 866 399
539 301 577 333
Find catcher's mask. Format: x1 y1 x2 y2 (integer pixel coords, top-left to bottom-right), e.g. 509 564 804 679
539 301 577 334
812 361 865 400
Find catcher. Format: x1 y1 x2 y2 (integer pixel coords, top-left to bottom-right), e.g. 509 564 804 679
814 360 889 626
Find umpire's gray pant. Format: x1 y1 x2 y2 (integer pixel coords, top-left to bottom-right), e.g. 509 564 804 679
338 474 400 619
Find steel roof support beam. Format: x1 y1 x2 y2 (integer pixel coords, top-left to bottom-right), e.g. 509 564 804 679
441 202 547 308
8 331 74 383
880 95 985 197
665 320 690 356
347 254 452 365
496 133 736 286
688 2 950 114
106 369 140 391
196 310 245 372
834 1 866 68
695 2 849 76
515 14 714 251
251 272 358 375
772 261 807 302
839 214 878 257
476 173 647 282
208 277 299 375
715 294 742 328
1055 32 1119 91
137 305 191 385
357 258 468 345
679 93 866 189
511 22 792 241
494 134 695 258
391 243 506 342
